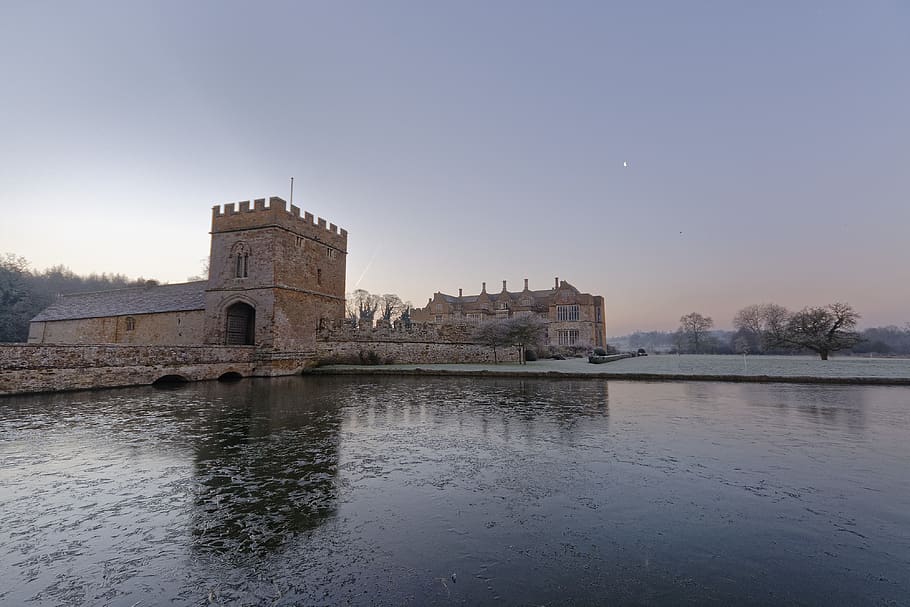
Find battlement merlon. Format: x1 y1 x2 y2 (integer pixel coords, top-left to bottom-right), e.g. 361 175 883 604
211 196 348 250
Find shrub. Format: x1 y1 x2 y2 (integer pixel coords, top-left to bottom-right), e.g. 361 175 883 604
593 347 607 356
524 349 538 362
358 350 382 365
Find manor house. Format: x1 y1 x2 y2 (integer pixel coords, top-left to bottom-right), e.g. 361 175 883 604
411 278 607 348
28 197 347 353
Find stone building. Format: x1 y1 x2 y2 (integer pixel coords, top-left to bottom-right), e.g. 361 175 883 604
410 277 607 348
29 197 348 354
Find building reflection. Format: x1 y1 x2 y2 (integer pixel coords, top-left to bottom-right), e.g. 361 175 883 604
738 383 868 433
188 378 342 555
338 375 610 442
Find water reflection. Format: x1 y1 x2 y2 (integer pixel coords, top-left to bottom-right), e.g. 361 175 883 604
737 383 869 432
189 380 341 555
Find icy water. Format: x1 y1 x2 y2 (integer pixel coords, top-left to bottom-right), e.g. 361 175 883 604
1 377 909 606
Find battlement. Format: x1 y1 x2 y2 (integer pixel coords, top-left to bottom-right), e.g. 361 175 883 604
211 196 348 250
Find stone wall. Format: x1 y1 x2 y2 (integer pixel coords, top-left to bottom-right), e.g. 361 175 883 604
28 310 205 345
0 344 311 396
315 322 518 364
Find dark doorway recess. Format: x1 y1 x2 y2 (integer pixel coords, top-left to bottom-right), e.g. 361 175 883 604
225 302 255 345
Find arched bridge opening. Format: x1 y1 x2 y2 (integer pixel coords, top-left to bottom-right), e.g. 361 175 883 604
152 374 190 387
217 371 243 382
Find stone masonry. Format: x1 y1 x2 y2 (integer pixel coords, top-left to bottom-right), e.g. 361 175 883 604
315 322 520 364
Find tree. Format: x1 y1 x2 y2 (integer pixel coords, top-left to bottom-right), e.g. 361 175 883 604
504 315 547 364
187 257 210 282
735 301 863 360
678 312 714 354
0 254 39 342
472 316 547 364
346 289 381 327
378 294 405 323
398 305 412 329
473 320 511 364
854 325 910 355
776 302 861 360
732 303 790 353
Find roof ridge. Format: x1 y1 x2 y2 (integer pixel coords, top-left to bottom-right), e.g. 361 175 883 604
58 280 206 298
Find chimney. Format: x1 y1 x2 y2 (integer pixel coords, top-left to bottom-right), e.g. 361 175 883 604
524 278 529 290
482 282 486 292
458 288 463 298
554 276 559 289
502 280 507 291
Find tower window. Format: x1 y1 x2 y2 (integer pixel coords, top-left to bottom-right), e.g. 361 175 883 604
231 242 251 279
125 317 136 331
235 253 249 278
317 268 322 286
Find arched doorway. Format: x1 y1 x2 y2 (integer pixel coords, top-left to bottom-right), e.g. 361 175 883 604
225 302 255 345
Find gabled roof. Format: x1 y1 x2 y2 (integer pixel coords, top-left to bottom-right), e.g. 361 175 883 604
437 288 558 305
31 281 208 322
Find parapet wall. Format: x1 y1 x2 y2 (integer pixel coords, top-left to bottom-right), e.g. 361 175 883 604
316 321 519 364
0 344 308 396
318 321 477 343
212 196 348 251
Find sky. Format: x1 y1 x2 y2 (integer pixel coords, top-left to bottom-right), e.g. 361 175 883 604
1 1 908 335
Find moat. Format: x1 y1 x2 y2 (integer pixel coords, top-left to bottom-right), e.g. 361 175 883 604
2 376 908 606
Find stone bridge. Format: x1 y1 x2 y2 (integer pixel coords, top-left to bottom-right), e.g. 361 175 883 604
0 345 314 396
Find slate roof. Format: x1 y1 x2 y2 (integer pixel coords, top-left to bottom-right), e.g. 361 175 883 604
31 281 208 322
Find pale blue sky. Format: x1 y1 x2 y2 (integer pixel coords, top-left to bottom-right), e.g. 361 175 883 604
1 1 907 334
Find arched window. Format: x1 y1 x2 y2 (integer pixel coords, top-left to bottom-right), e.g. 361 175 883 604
231 242 250 278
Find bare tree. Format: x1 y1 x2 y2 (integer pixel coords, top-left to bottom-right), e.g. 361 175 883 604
379 294 404 323
504 315 547 364
473 320 510 364
733 303 789 353
734 301 862 359
775 302 861 360
186 257 210 282
346 289 381 327
678 312 714 354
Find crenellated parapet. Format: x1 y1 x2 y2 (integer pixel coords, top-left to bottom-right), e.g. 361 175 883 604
211 196 348 251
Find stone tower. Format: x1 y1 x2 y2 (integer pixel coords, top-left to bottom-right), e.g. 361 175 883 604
204 196 347 354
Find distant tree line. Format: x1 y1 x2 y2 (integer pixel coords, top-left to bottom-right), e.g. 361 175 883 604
671 303 907 360
620 306 910 359
0 254 153 343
